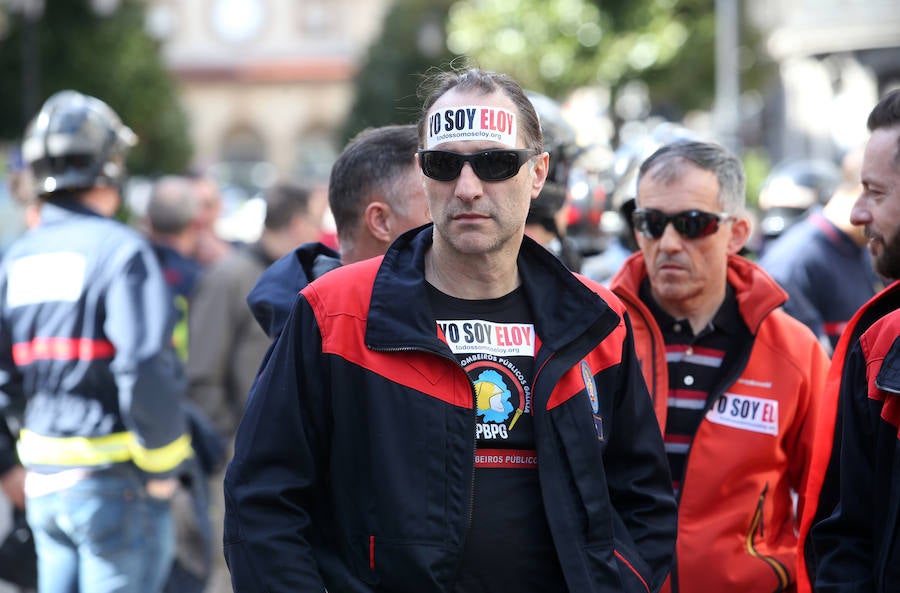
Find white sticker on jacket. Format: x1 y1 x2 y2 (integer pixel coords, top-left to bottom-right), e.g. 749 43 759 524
437 320 534 357
426 106 517 148
705 393 778 436
7 252 86 307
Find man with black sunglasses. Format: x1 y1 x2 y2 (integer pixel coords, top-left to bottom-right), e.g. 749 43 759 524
609 140 830 593
223 67 677 593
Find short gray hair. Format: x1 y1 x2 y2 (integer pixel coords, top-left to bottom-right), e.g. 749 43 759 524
638 141 746 213
147 175 198 235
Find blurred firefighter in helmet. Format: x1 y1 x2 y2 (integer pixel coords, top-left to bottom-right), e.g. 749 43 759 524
756 158 842 254
0 90 192 593
524 91 583 271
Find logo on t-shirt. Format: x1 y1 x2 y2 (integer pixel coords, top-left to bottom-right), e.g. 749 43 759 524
438 320 534 357
437 319 535 442
463 355 530 439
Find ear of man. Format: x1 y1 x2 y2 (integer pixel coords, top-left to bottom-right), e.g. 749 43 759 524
727 215 753 255
530 153 551 199
364 199 393 244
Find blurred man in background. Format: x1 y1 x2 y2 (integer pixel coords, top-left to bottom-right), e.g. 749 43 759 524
247 124 431 340
756 158 841 254
144 176 225 593
188 181 326 441
0 90 191 593
145 176 203 359
188 181 326 593
759 146 884 353
522 91 582 271
190 174 233 267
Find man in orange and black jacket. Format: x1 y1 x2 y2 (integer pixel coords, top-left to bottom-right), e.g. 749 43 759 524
610 140 829 593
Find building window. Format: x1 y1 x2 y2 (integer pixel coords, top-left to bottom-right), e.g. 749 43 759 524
293 129 338 184
210 0 267 44
298 0 336 37
212 125 275 201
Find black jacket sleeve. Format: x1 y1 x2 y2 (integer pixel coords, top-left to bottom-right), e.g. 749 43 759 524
605 317 677 592
223 295 336 592
810 343 876 592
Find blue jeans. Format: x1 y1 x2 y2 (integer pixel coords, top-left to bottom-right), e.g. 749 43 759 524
25 467 174 593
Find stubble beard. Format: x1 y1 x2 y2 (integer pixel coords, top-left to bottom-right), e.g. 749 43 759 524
875 226 900 280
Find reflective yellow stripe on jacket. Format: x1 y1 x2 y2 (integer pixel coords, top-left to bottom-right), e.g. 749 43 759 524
17 429 192 474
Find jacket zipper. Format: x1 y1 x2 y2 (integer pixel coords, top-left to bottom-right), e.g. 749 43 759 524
466 382 477 531
617 291 661 401
744 484 789 592
670 350 750 593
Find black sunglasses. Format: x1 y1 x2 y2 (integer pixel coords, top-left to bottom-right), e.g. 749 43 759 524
417 148 538 182
632 208 734 240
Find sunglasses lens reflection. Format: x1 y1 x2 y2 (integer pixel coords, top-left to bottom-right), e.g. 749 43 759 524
634 209 725 239
419 149 535 182
421 152 463 181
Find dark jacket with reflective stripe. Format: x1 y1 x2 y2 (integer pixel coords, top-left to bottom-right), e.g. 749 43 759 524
224 226 677 593
0 200 190 476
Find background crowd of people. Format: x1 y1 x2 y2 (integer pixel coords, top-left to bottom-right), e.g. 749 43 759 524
0 62 898 593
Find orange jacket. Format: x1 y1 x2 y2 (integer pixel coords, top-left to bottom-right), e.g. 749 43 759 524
610 253 830 593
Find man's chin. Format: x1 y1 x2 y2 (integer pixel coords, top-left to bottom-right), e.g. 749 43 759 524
652 280 695 305
654 267 690 282
875 255 900 280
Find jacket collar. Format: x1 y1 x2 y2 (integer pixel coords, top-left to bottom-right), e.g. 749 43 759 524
365 225 617 353
39 200 105 224
248 241 341 339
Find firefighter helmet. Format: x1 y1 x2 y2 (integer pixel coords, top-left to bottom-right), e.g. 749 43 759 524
21 90 137 196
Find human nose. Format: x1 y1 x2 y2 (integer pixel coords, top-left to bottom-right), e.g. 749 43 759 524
849 192 871 227
656 222 684 252
454 162 483 202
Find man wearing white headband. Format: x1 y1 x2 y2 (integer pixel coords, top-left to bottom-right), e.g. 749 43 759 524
223 67 676 593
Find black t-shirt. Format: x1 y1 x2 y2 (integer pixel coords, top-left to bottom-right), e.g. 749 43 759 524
427 283 567 593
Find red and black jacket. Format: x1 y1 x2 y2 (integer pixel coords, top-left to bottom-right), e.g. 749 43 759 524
804 282 900 593
223 226 677 593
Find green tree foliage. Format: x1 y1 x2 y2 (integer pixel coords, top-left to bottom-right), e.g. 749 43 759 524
446 0 771 120
340 0 459 142
0 0 191 175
